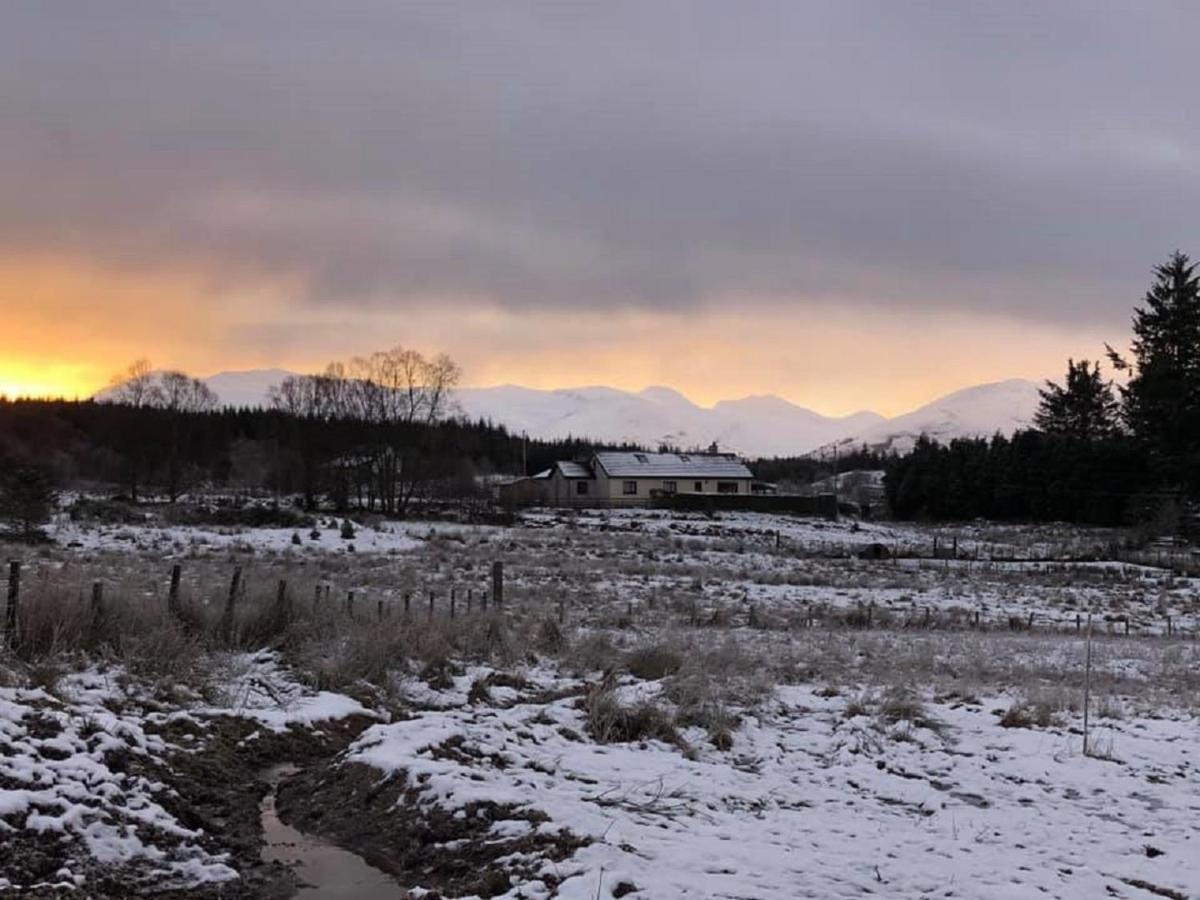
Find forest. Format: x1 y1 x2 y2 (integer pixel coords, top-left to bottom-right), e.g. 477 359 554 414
885 252 1200 529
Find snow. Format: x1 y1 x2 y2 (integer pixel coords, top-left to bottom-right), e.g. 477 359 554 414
205 650 375 731
48 515 424 556
172 368 1037 458
348 672 1200 899
0 677 238 889
0 653 373 893
819 378 1041 456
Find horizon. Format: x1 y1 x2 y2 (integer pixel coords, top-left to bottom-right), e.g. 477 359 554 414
4 363 1040 423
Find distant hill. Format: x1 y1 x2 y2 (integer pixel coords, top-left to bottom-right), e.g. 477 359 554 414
453 385 883 458
811 379 1042 457
97 370 1042 458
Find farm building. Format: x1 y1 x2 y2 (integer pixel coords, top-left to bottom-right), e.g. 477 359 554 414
537 451 754 507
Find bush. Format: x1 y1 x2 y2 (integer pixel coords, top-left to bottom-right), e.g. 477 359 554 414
584 689 679 745
0 463 57 542
625 644 684 680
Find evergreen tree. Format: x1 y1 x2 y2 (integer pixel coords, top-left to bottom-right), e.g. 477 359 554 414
1034 359 1119 441
0 463 57 542
1109 252 1200 462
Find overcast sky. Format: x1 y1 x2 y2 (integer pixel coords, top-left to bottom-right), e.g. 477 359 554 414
2 2 1197 413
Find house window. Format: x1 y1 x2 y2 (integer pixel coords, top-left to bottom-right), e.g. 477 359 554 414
717 481 739 494
634 453 648 464
622 480 638 495
694 481 703 492
576 480 589 495
663 481 677 494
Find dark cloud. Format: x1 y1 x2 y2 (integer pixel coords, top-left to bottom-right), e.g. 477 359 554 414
2 1 1198 325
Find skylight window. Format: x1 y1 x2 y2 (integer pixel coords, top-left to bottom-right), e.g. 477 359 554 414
634 453 648 463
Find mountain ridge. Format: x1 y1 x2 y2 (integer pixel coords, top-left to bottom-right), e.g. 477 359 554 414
96 370 1041 458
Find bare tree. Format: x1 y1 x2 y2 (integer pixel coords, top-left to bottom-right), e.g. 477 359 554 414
108 358 163 408
107 359 162 500
158 371 219 501
266 345 461 514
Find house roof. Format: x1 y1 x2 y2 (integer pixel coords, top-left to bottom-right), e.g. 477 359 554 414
555 461 594 479
592 451 753 479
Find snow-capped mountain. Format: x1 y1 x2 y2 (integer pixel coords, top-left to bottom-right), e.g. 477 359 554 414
454 384 883 458
813 379 1042 457
201 369 296 409
108 370 1042 458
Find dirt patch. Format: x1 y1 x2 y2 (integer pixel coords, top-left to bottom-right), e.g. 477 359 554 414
0 713 379 899
145 714 378 899
277 759 589 898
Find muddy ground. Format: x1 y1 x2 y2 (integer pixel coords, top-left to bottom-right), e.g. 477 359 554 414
3 702 588 899
2 713 369 899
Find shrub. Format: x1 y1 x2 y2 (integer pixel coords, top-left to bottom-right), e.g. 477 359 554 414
0 463 57 543
584 689 679 746
877 686 946 736
625 644 684 680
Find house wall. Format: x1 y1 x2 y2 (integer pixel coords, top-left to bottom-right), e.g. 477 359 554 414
596 474 751 505
546 469 595 507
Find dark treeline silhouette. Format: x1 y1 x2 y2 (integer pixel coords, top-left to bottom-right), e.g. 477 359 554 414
0 398 642 516
885 432 1149 525
886 252 1200 529
751 447 892 488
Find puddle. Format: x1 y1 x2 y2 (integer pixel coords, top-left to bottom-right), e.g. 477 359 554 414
260 764 401 898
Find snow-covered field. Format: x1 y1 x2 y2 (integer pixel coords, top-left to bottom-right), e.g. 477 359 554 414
2 504 1198 897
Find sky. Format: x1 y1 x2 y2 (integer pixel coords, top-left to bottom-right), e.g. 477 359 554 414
2 2 1198 416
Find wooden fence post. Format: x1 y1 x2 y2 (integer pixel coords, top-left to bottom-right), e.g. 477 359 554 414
346 590 355 619
492 561 504 608
428 591 435 618
222 567 241 644
404 592 411 615
450 592 457 620
377 599 385 621
91 581 104 630
168 564 182 616
5 561 19 647
277 579 289 619
1083 611 1094 756
558 597 565 625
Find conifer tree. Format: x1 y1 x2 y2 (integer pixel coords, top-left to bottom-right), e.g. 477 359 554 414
0 463 57 542
1034 359 1119 441
1108 252 1200 458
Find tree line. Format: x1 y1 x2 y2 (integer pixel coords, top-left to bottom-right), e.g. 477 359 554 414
886 252 1200 529
0 344 644 538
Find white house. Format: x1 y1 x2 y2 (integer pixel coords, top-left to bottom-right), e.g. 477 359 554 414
541 451 753 507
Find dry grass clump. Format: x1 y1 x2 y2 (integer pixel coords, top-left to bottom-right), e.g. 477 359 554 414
625 643 684 680
876 686 947 735
659 639 774 750
567 631 622 674
843 692 873 719
998 688 1075 729
584 689 679 746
